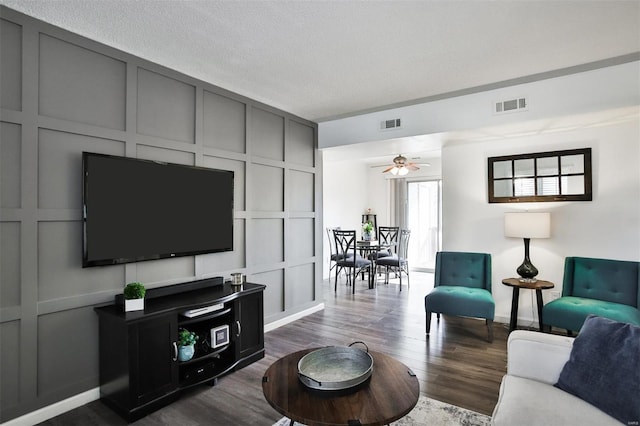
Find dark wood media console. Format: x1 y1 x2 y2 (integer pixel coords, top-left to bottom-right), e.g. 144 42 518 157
94 278 265 422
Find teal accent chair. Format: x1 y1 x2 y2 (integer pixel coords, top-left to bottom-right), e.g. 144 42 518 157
543 257 640 334
425 251 495 342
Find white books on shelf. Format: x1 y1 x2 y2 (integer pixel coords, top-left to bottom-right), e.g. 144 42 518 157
181 303 223 318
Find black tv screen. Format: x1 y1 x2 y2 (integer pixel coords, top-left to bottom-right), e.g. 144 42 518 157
82 152 234 267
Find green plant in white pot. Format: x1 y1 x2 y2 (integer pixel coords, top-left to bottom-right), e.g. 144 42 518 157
177 329 198 362
123 282 146 312
362 221 374 241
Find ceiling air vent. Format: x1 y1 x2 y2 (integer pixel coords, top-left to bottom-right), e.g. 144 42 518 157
494 97 528 115
380 118 402 131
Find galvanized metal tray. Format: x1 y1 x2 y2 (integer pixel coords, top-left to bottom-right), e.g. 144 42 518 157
297 341 373 391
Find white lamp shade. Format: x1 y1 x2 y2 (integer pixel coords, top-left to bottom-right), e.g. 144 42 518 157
504 212 551 239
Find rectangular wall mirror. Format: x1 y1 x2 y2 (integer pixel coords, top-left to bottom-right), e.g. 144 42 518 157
488 148 592 203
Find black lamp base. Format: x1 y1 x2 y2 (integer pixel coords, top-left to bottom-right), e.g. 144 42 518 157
517 238 539 283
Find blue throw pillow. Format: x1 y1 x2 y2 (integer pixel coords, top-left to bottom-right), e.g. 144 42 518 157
555 315 640 424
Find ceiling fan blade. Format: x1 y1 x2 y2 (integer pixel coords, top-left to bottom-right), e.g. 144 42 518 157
406 164 420 171
381 165 396 173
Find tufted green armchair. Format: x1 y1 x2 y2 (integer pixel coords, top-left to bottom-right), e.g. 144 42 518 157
543 257 640 334
425 251 495 342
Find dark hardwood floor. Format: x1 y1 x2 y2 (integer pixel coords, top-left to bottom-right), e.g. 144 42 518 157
39 272 509 425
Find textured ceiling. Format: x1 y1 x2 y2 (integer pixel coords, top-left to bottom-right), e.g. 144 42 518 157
2 0 639 123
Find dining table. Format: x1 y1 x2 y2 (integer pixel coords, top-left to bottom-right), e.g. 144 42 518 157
356 240 395 289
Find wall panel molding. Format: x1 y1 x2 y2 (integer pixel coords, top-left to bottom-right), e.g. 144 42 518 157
38 34 126 130
0 6 319 423
0 18 22 111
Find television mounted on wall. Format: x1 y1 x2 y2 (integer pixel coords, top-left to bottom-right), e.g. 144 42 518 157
82 152 234 267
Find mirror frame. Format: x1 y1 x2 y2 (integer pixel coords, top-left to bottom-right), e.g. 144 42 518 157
487 148 592 203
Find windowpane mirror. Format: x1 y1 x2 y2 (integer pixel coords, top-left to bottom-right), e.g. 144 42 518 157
514 159 534 177
514 178 535 196
493 180 513 197
537 157 558 176
493 160 512 179
537 177 560 196
561 154 585 174
488 148 592 203
562 175 585 195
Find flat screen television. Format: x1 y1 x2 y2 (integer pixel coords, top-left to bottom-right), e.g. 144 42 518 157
82 152 234 267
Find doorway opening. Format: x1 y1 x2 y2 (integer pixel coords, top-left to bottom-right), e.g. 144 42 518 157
407 180 442 272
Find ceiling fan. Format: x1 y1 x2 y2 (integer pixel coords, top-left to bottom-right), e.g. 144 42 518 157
381 154 423 176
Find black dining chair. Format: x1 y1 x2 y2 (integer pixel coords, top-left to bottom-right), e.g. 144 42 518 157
376 226 400 259
326 226 342 281
377 229 411 291
333 230 372 294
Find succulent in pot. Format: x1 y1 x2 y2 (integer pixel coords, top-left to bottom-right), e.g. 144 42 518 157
177 329 199 362
123 282 146 312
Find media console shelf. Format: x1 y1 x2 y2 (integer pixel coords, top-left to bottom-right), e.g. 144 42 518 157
95 278 265 422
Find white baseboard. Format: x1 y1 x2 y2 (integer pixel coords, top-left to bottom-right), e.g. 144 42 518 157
495 314 540 329
495 315 510 324
1 388 100 426
265 303 324 333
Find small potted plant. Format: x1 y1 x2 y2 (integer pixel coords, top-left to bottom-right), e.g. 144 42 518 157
177 329 198 362
362 221 374 241
123 282 146 312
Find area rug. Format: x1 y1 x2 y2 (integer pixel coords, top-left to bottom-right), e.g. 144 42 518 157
272 394 491 426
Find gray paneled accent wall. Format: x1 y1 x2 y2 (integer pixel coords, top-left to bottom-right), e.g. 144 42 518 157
0 7 320 422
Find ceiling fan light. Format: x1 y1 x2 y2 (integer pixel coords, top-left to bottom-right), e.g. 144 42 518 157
390 167 399 175
398 166 409 176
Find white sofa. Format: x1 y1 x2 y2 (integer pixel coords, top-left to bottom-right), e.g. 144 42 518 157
491 330 620 426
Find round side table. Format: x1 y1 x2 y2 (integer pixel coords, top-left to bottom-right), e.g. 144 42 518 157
502 278 555 332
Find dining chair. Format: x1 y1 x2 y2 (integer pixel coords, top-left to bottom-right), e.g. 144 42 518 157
424 251 495 342
326 226 341 281
333 229 372 294
376 229 411 291
376 226 400 259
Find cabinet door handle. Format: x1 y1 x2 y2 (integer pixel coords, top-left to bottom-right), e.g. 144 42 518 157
236 320 241 337
172 342 178 361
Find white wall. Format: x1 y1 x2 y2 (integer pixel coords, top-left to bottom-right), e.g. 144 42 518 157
321 158 369 278
365 168 391 228
442 118 640 325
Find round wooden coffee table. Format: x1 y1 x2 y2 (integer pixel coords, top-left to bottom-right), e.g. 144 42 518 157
262 348 420 426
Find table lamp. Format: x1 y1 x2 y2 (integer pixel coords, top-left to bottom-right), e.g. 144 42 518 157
505 212 551 282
